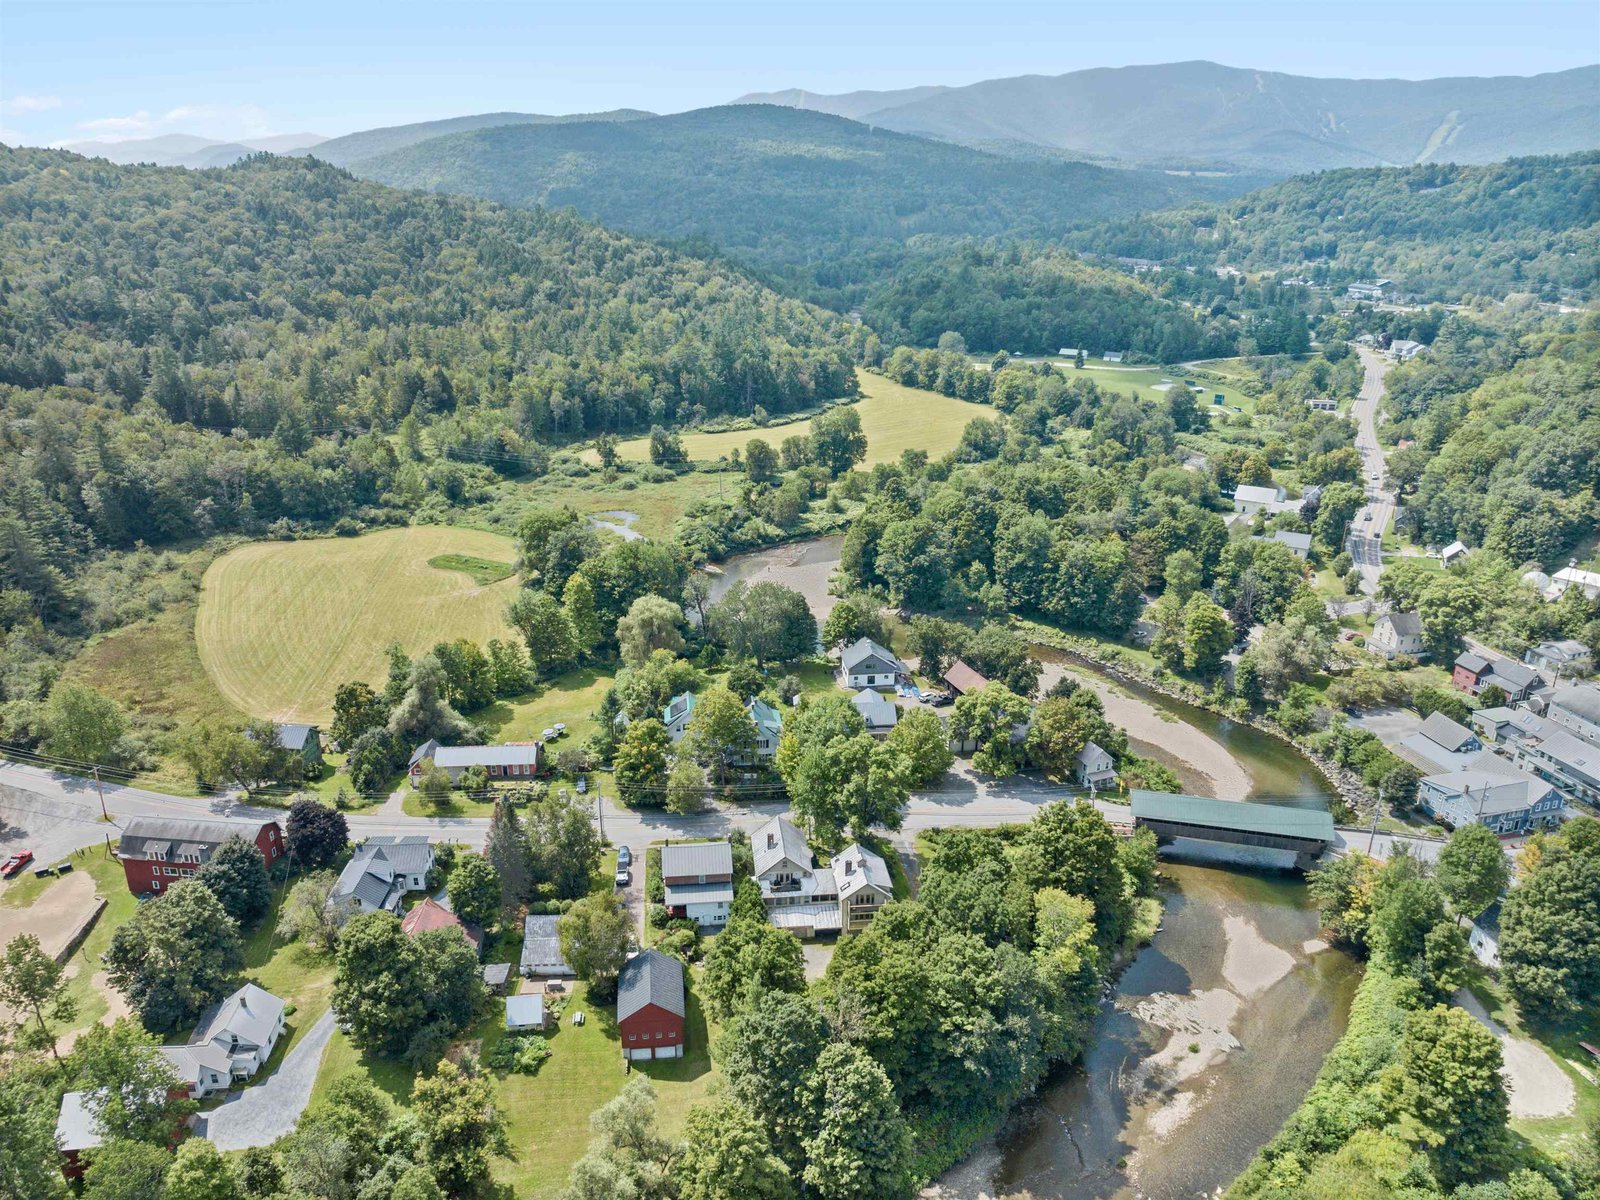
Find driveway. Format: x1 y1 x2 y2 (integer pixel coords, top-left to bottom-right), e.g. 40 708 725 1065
1349 706 1423 745
196 1009 336 1150
1348 348 1397 597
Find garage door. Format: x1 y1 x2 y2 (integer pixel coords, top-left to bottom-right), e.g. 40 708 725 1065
628 1048 653 1062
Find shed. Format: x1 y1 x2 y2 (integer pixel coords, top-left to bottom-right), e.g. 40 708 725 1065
505 993 546 1032
943 659 990 696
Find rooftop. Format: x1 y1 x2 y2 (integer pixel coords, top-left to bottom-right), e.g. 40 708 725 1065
618 949 685 1022
521 914 573 976
944 659 990 694
1129 791 1335 844
753 815 813 878
660 840 733 879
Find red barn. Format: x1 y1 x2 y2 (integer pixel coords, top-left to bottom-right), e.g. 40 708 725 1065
116 815 283 897
617 949 686 1061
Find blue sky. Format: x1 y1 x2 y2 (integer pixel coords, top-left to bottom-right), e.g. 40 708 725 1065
4 0 1597 145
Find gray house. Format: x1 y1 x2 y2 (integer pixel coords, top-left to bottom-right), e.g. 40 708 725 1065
332 837 434 915
1417 765 1562 834
839 638 908 691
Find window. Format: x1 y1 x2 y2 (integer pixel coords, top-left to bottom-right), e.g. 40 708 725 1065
181 868 194 877
627 1034 636 1042
151 880 161 891
270 846 278 858
165 867 178 876
655 1032 663 1039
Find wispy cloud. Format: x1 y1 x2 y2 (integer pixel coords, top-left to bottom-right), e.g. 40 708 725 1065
69 103 279 142
1 94 63 115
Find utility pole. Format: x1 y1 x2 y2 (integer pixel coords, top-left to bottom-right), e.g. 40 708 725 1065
1367 780 1385 854
92 765 108 822
595 794 605 845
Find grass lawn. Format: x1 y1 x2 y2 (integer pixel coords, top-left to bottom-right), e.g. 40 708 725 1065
1463 968 1600 1158
235 875 339 1063
595 372 995 469
196 526 522 725
497 470 718 542
428 553 515 586
1039 359 1256 414
310 976 718 1200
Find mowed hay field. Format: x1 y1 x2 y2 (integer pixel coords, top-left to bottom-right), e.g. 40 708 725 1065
601 372 994 467
197 526 520 724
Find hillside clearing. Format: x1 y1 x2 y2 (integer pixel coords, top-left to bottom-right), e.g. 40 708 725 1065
596 372 994 467
196 527 521 725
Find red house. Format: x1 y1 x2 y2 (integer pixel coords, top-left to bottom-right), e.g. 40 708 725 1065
1453 651 1493 694
116 815 283 897
617 949 686 1061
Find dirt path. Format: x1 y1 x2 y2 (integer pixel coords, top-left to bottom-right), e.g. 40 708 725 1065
1037 660 1254 798
1454 987 1575 1120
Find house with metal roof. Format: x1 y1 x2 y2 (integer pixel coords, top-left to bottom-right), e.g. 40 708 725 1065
839 637 908 691
332 837 434 916
408 741 543 787
182 983 287 1087
1232 483 1286 514
1516 728 1600 808
520 914 574 978
1418 763 1562 834
1548 683 1600 744
662 691 698 741
617 949 686 1061
56 1091 106 1178
661 841 734 928
749 815 893 937
115 815 283 898
832 843 893 933
505 993 546 1033
851 687 899 736
1256 530 1312 559
1396 712 1484 773
1546 566 1600 602
745 696 785 758
1441 540 1470 567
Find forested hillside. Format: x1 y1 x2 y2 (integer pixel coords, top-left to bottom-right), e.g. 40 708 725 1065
741 61 1600 174
1072 154 1600 301
343 104 1249 304
0 146 857 627
1380 307 1600 564
307 108 653 167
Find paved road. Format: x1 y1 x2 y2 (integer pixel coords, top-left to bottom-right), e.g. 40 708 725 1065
1348 347 1397 597
195 1009 336 1151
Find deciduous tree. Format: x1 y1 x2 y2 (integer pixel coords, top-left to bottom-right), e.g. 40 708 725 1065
447 855 501 930
194 833 273 928
0 933 77 1059
615 594 686 669
413 1058 509 1194
613 717 671 804
105 880 243 1030
558 893 634 1001
285 796 348 869
801 1042 915 1200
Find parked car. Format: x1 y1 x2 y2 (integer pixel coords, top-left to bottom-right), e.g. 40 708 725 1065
614 865 630 887
576 776 588 794
926 691 953 707
1 850 34 878
616 845 632 868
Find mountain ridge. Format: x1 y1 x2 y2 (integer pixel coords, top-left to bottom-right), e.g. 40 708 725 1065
735 60 1600 174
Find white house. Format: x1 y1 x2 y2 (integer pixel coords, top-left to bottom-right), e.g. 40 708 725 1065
167 983 287 1093
750 815 892 937
1370 612 1425 660
839 637 908 691
1516 728 1600 807
1102 350 1124 363
1346 279 1392 301
1073 741 1118 789
1232 484 1287 515
1396 712 1484 774
520 914 574 978
1440 540 1469 567
332 837 434 916
661 841 735 929
662 691 782 759
1304 396 1338 412
1471 706 1549 748
1389 339 1426 361
1545 566 1600 602
851 687 899 736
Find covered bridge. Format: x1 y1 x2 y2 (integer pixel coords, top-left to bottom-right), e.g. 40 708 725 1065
1129 791 1335 868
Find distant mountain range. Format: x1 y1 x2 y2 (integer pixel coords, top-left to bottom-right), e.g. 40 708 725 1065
340 104 1253 304
58 131 327 168
736 60 1600 174
304 109 654 167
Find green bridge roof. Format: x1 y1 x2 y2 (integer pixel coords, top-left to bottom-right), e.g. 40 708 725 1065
1129 791 1336 843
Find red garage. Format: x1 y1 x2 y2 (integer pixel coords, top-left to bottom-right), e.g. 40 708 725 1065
617 949 685 1061
116 816 283 897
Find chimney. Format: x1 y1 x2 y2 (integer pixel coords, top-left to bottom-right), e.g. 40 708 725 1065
766 833 776 850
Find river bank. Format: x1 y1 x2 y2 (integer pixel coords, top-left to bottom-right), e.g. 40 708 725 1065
929 857 1360 1200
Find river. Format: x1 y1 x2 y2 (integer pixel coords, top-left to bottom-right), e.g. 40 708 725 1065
708 535 1356 1199
954 857 1360 1200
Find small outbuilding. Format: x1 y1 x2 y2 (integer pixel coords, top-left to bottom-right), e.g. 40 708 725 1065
505 993 546 1033
943 659 990 697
